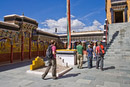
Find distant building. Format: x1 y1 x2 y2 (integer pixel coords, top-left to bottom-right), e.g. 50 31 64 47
59 30 103 42
105 0 130 24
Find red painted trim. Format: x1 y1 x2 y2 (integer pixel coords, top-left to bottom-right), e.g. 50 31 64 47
10 44 13 63
21 35 24 61
29 35 31 59
64 43 67 49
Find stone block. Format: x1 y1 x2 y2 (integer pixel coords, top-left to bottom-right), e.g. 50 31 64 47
96 85 105 87
76 79 91 84
104 82 120 87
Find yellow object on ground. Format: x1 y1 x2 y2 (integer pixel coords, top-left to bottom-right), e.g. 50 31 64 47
30 56 45 70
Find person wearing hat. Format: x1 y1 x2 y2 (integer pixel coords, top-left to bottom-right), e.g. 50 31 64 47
96 41 104 71
87 44 94 69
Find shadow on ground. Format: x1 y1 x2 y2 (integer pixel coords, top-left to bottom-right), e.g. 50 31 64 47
0 61 32 72
103 66 115 71
83 61 87 64
59 73 81 79
82 65 96 69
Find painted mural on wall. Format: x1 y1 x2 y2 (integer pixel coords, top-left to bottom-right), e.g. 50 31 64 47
0 38 11 54
0 30 22 54
0 29 64 55
0 27 63 64
39 41 44 51
24 31 30 52
13 32 21 53
44 41 49 51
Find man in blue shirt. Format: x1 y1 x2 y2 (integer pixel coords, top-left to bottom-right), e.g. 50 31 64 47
87 45 94 69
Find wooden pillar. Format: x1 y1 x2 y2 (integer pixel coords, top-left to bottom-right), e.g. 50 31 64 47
29 33 31 59
21 33 24 61
110 8 114 23
64 42 67 49
10 42 13 63
72 42 74 49
67 0 71 49
125 6 128 22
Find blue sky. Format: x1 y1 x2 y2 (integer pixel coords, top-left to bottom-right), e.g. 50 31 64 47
0 0 106 33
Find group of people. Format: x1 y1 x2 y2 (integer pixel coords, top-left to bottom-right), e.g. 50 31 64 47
41 40 105 80
76 41 105 71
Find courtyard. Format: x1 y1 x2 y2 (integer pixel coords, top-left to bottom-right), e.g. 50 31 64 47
0 57 130 87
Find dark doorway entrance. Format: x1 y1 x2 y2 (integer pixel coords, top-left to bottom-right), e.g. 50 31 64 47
115 11 123 23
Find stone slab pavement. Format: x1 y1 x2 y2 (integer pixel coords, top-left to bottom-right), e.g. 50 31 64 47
0 58 130 87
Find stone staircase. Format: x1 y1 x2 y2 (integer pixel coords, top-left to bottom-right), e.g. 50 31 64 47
104 22 130 61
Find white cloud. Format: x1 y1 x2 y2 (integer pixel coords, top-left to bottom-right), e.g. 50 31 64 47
71 19 85 30
39 17 104 33
79 20 104 31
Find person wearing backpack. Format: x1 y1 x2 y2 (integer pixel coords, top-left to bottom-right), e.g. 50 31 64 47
96 41 105 71
42 40 57 80
87 44 94 69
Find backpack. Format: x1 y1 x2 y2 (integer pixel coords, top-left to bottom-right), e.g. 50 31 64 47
99 46 104 56
46 45 53 59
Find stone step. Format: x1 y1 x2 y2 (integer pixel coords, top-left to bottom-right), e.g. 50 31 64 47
105 54 130 59
105 53 121 56
104 55 122 58
106 49 130 52
106 49 121 51
105 51 121 54
107 46 130 50
106 23 130 63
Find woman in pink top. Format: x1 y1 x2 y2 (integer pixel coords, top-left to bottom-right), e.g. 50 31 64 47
52 44 56 59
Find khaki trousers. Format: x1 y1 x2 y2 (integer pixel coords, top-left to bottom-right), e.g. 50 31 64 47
42 58 57 78
77 53 83 68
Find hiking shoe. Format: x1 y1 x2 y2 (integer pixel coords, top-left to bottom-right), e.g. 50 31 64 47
42 74 45 80
96 67 99 69
52 77 58 80
79 67 83 69
101 68 104 71
42 76 45 80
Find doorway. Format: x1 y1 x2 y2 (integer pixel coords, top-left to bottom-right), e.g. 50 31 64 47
115 11 123 23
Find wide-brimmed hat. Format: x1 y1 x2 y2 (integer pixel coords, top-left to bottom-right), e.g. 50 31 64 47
97 41 101 45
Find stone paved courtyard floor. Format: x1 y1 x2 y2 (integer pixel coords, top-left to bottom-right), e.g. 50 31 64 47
0 58 130 87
